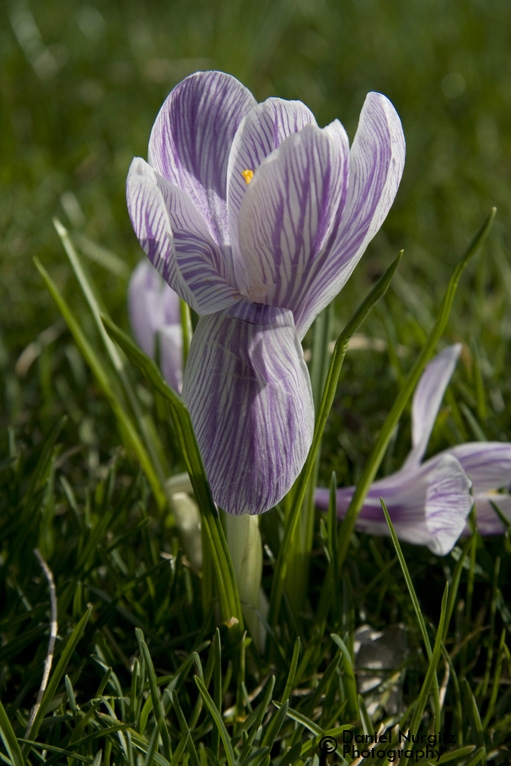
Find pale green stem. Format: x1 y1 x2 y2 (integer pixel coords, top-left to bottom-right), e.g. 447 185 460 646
223 512 267 652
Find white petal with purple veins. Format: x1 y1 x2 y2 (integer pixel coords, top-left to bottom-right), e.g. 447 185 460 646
128 158 240 315
293 92 406 338
424 454 473 555
148 71 257 246
127 158 184 299
227 98 316 289
182 302 314 515
237 121 349 321
316 453 472 555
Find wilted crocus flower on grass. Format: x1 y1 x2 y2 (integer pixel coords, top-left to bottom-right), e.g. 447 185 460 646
127 70 405 515
128 259 183 393
316 344 511 553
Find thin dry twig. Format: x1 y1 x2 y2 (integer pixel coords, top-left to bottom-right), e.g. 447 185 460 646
25 549 58 738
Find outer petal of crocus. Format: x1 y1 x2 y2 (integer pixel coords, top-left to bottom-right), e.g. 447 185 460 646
226 98 316 289
292 92 406 338
127 158 183 300
237 121 350 314
182 302 314 515
403 344 462 469
127 158 240 315
448 442 511 493
148 71 257 246
315 454 472 555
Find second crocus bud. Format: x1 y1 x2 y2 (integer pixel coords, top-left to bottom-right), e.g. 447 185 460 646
128 259 183 393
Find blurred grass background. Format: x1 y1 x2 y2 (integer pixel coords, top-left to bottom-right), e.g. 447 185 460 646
2 0 511 483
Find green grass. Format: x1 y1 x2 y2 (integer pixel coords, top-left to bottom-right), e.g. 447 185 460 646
1 0 511 763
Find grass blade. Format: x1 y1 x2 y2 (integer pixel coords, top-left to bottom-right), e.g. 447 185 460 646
34 257 166 508
102 313 243 633
136 629 173 762
270 250 403 625
194 677 235 766
336 209 496 568
24 606 92 747
0 700 25 766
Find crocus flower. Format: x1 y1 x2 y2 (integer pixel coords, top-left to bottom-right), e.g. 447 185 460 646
128 259 183 393
316 344 511 552
127 70 405 515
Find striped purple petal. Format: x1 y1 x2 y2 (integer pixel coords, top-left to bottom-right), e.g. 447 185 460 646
292 92 406 338
127 158 240 315
425 454 473 555
226 98 316 290
316 454 473 555
403 344 462 468
182 302 314 515
237 121 350 316
126 158 183 300
148 71 257 246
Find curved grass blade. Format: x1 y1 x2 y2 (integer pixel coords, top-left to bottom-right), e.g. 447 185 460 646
102 314 243 633
136 629 172 762
270 251 403 626
336 208 496 568
53 219 168 488
382 500 448 766
0 700 25 766
281 637 300 704
436 746 477 764
34 257 166 508
24 606 92 747
238 676 275 761
194 677 235 766
169 732 191 766
330 634 359 723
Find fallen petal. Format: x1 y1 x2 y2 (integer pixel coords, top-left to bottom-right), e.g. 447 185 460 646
425 453 474 555
470 492 511 535
316 453 472 555
404 344 462 468
448 442 511 493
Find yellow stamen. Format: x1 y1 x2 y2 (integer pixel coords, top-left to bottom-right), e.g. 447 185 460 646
241 168 254 184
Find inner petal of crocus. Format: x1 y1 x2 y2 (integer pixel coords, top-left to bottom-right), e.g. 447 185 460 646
182 302 315 515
